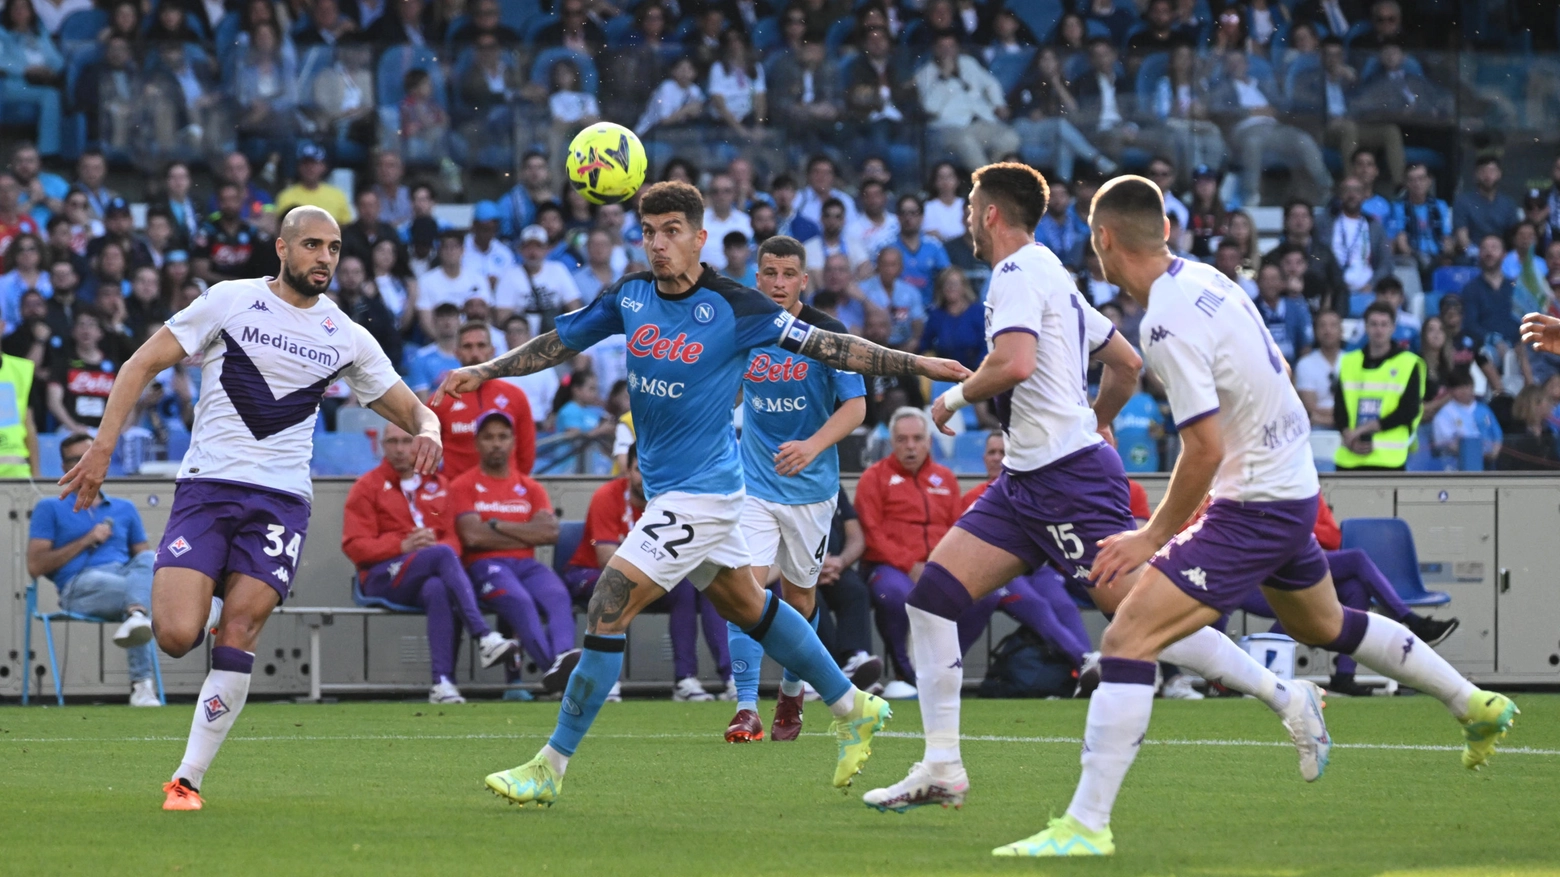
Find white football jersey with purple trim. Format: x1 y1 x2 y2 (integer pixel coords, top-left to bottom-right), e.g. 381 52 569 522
984 242 1116 473
1141 257 1318 502
165 277 400 500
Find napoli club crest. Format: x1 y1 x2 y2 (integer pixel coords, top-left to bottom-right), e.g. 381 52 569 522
693 302 715 324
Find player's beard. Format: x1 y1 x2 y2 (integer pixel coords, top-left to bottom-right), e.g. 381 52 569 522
971 223 991 264
283 263 332 298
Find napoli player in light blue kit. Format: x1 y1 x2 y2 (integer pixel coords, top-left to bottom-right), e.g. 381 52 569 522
723 235 871 744
434 182 970 806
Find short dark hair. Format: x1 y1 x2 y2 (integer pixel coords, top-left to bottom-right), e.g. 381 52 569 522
771 174 797 191
821 197 846 217
972 162 1049 231
1089 175 1165 250
1362 301 1397 323
1215 239 1242 253
639 181 705 227
144 205 173 223
1350 147 1377 164
1438 293 1462 313
811 289 841 310
1475 154 1500 169
757 235 806 265
1374 275 1404 296
722 230 749 249
1321 35 1344 48
504 314 530 333
859 179 886 197
1446 364 1475 389
439 228 464 245
806 154 834 174
1283 198 1314 218
897 194 923 213
411 182 436 199
433 302 461 318
60 432 92 457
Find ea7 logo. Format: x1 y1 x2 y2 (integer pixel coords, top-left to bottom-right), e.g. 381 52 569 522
620 297 644 312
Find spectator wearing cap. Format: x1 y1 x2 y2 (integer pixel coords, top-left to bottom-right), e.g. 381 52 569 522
855 407 969 697
495 225 584 338
429 320 535 478
1453 156 1520 259
915 30 1020 172
342 421 522 704
343 187 402 266
462 201 517 290
700 173 753 270
275 144 353 225
1318 176 1392 296
1183 165 1227 260
416 230 492 337
448 409 580 692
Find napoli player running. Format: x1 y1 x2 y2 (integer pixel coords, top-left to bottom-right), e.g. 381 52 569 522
724 235 868 744
998 176 1517 858
58 207 443 811
433 182 970 806
864 163 1328 817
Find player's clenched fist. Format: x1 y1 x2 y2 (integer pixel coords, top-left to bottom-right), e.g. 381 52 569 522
1520 312 1560 355
430 366 488 407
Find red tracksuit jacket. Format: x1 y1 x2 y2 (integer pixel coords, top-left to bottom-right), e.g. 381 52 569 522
855 454 960 573
341 459 459 570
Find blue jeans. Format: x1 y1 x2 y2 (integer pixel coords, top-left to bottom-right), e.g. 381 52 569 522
2 80 62 155
60 550 155 681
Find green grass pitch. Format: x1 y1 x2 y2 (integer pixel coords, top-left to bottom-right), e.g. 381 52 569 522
3 695 1558 876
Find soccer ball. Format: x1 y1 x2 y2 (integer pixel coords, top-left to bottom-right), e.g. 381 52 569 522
565 122 647 205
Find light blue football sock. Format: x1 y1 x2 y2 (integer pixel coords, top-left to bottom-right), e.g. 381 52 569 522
779 607 820 697
726 620 765 713
745 592 851 706
546 634 624 757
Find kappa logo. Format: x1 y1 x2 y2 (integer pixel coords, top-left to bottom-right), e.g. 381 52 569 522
948 658 962 669
561 695 583 716
999 262 1021 274
203 694 230 722
273 565 291 584
1149 325 1173 344
888 474 905 486
451 400 467 411
249 300 270 312
321 316 339 335
1401 635 1416 662
169 536 193 557
387 561 403 578
693 302 716 324
1182 567 1208 589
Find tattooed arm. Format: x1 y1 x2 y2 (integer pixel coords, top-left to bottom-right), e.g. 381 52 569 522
796 327 971 381
429 330 580 406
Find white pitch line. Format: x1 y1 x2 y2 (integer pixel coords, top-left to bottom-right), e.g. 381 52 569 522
3 729 1557 756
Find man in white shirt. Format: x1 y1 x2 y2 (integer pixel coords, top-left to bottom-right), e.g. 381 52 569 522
803 198 869 275
914 32 1020 173
417 230 493 336
462 201 518 290
500 315 560 423
793 156 858 228
699 173 753 269
495 225 584 338
845 179 900 263
1316 176 1391 294
1294 309 1343 428
1210 51 1333 206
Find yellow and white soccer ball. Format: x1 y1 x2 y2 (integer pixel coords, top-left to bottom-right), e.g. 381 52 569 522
565 122 647 205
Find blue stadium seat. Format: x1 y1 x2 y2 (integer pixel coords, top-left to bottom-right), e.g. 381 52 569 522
24 578 165 706
524 13 559 44
605 13 637 48
1338 518 1452 606
554 521 586 576
1360 54 1424 84
1006 0 1061 43
1283 53 1321 103
989 47 1036 94
945 431 989 475
825 16 856 52
310 432 378 476
1342 20 1372 47
750 15 779 52
531 47 600 95
1431 265 1479 293
1422 291 1444 319
501 0 541 33
353 573 421 612
58 7 107 47
1134 51 1169 111
37 432 64 478
1348 292 1374 317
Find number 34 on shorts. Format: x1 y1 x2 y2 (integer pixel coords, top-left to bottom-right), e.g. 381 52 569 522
614 490 751 590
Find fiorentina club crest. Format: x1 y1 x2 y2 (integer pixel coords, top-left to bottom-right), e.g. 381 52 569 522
321 316 339 336
169 536 193 557
203 694 230 722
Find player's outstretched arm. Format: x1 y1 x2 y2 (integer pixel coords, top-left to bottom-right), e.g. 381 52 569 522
1090 331 1144 430
797 327 970 382
930 330 1036 435
58 326 189 510
429 330 579 407
367 382 443 475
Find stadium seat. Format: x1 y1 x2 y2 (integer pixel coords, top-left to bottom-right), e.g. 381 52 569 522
1338 518 1452 606
605 13 637 47
990 47 1036 94
554 520 586 576
524 13 559 44
22 578 165 706
825 17 856 53
1134 51 1170 112
750 16 779 52
531 47 600 95
947 431 989 475
1422 291 1444 320
352 573 421 613
58 7 107 48
1006 0 1061 43
310 432 378 476
501 0 540 33
1348 292 1374 317
1431 266 1479 293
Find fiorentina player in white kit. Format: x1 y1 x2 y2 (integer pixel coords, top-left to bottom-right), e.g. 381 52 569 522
998 176 1517 857
863 163 1327 817
60 207 443 812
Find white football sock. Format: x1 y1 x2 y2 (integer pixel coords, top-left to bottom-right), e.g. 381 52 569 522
1066 680 1154 833
1347 614 1475 718
908 605 964 764
1160 626 1290 712
826 685 863 718
779 679 804 698
541 743 570 777
173 664 252 790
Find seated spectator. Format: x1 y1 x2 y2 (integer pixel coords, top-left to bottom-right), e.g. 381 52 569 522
803 198 868 274
635 56 706 138
1370 275 1420 350
0 172 41 259
448 409 579 690
417 230 491 333
369 237 416 335
1209 51 1333 207
366 0 431 47
1082 0 1136 45
1497 385 1560 470
31 0 93 36
192 184 262 283
142 41 227 162
461 203 516 292
1183 165 1226 260
845 180 898 262
856 408 970 698
10 142 66 225
0 231 48 330
369 150 412 229
447 0 520 49
398 68 449 167
137 207 177 270
721 232 755 285
1319 176 1392 297
700 173 752 269
275 144 352 225
1431 366 1500 465
429 320 535 477
335 255 403 369
561 444 732 702
795 155 859 229
573 228 621 300
1460 234 1518 353
888 195 950 307
1071 39 1138 162
1292 0 1363 39
1390 162 1455 275
859 246 922 350
918 267 985 371
1296 310 1345 428
27 433 158 706
1437 294 1503 393
1146 46 1224 186
49 307 119 433
1254 262 1313 365
534 0 605 56
341 188 399 267
1263 199 1347 312
1213 239 1258 298
600 1 672 123
1504 221 1547 308
707 29 768 139
1453 156 1520 259
232 20 300 142
1 0 64 158
922 161 967 245
295 0 361 45
309 41 377 151
496 225 584 337
1290 39 1405 192
551 367 613 447
342 422 521 704
1334 302 1424 470
844 27 916 162
811 253 867 335
1009 47 1109 182
769 175 819 243
915 30 1020 173
768 39 840 149
1035 181 1089 271
406 302 461 398
1349 149 1395 224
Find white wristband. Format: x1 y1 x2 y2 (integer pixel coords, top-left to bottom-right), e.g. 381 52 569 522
939 384 968 413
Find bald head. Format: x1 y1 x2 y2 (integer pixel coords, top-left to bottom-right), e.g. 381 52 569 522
1089 175 1169 253
276 206 343 298
280 205 341 242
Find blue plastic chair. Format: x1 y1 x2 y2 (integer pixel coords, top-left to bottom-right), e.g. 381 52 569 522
23 579 166 706
58 7 107 45
1007 0 1062 43
1457 436 1484 472
1134 51 1169 112
352 573 421 613
530 47 599 95
1338 518 1452 606
1431 265 1479 293
1348 291 1375 317
750 15 779 52
524 12 559 44
309 432 378 476
605 12 637 47
990 47 1037 94
948 432 989 475
553 520 586 576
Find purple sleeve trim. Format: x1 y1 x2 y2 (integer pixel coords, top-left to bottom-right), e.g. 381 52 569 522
1175 406 1220 430
1089 325 1118 355
991 326 1038 339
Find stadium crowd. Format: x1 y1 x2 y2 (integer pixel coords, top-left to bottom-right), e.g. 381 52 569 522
0 0 1533 701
